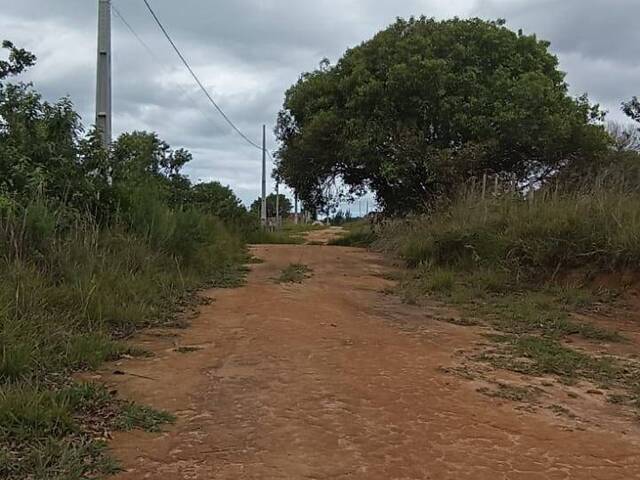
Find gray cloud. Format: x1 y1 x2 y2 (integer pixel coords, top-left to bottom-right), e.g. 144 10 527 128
473 0 640 121
474 0 640 62
1 0 637 206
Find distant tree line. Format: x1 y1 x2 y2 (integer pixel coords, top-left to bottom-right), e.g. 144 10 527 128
0 39 254 228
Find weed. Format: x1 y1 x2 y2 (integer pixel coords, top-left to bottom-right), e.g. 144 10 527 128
174 346 203 354
114 404 175 432
549 404 578 419
330 230 377 247
277 264 313 284
436 316 480 327
0 437 120 480
376 186 640 398
64 334 131 371
478 335 625 387
477 382 542 403
475 292 621 342
413 267 456 293
607 394 630 405
209 263 249 289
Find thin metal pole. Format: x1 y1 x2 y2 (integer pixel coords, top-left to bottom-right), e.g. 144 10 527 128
261 125 267 227
481 173 488 200
275 184 279 227
96 0 112 147
294 194 299 225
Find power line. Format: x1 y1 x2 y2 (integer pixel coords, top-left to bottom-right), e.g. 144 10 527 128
113 5 159 66
112 3 225 135
141 0 264 151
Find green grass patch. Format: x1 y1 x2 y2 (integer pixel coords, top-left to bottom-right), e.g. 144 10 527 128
485 335 615 379
0 382 174 480
477 335 640 403
399 264 621 342
277 264 313 284
114 404 175 432
477 382 543 403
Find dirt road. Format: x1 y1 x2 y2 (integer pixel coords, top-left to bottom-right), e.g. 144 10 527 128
105 234 640 479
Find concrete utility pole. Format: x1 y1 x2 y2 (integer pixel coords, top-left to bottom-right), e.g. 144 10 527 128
96 0 112 147
261 125 267 227
294 194 299 225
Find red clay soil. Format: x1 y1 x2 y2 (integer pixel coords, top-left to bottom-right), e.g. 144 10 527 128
100 235 640 479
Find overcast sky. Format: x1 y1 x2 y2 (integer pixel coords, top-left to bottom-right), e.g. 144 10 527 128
1 0 638 206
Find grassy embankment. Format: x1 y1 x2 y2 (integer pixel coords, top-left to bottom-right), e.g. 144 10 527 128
0 197 248 479
337 183 640 407
328 220 377 247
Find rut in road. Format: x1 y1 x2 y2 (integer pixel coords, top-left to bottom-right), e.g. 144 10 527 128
104 237 640 479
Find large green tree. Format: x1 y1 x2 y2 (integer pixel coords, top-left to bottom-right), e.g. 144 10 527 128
275 17 609 214
250 194 292 218
191 181 248 222
111 131 193 207
0 41 114 213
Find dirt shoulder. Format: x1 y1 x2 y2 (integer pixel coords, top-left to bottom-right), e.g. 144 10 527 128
101 240 640 479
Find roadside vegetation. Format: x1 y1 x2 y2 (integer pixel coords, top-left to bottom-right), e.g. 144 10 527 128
277 263 313 284
0 41 254 478
376 174 640 407
329 220 376 247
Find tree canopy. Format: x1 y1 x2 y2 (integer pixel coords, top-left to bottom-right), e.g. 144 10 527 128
275 17 610 214
624 97 640 124
250 194 292 218
191 181 248 222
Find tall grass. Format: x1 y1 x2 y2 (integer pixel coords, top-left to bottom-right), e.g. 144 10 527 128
379 183 640 281
0 197 245 383
329 220 377 247
0 193 247 478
